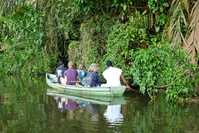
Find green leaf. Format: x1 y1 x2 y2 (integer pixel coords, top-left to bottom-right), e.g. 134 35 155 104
123 4 127 11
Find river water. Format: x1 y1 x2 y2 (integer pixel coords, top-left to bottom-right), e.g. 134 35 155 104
0 75 199 133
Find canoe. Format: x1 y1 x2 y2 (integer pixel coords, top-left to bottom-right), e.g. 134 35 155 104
47 89 126 105
46 73 126 97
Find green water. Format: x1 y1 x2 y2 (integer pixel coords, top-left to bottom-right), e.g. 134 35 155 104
0 75 199 133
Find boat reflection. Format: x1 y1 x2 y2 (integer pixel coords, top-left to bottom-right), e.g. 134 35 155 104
47 89 127 124
47 89 126 105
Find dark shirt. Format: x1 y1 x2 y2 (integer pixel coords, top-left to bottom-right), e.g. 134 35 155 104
91 72 100 87
56 66 67 83
64 68 78 85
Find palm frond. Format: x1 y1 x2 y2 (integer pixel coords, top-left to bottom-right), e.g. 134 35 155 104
169 0 199 64
186 0 199 64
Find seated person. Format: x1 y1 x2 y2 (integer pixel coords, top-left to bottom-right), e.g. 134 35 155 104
102 60 133 91
61 61 78 85
55 60 67 83
85 63 100 87
77 64 86 86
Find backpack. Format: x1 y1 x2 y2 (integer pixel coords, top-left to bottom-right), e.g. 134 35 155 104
84 71 93 87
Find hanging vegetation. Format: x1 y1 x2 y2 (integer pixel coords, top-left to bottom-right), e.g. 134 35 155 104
0 4 55 74
169 0 199 64
0 0 199 102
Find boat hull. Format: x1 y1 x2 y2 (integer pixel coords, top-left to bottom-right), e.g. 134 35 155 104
46 73 126 97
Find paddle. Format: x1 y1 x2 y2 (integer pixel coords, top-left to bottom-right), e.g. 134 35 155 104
70 81 82 83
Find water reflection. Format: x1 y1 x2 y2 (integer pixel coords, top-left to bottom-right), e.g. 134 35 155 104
1 75 199 133
104 104 123 125
55 97 79 119
47 89 126 105
85 104 100 122
103 98 131 127
47 89 127 125
56 97 66 113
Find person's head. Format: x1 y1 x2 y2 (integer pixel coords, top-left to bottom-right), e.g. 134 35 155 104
68 61 74 69
59 60 64 66
78 64 84 70
89 63 98 72
106 60 113 67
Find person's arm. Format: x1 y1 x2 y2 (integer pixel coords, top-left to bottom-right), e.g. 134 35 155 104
121 98 130 115
65 76 67 82
120 73 133 91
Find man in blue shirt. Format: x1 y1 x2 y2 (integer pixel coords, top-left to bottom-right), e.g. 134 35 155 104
55 60 67 83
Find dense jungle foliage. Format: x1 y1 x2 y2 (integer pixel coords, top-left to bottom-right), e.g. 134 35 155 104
0 0 199 102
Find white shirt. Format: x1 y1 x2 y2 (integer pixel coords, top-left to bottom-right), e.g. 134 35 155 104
102 67 122 86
